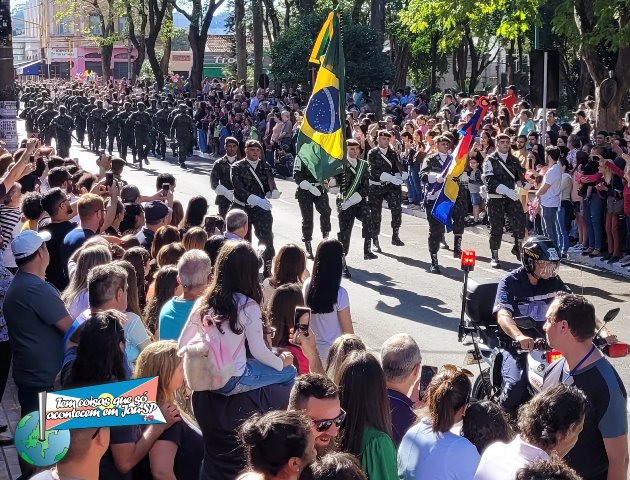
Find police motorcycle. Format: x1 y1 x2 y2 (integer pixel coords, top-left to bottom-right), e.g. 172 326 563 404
456 240 628 402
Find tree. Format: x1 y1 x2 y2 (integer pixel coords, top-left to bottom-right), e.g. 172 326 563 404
172 0 226 93
125 0 148 80
251 0 264 81
146 0 170 87
160 9 174 75
234 0 247 80
553 0 630 131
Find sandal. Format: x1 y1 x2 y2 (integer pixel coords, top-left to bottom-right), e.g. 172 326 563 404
581 248 593 256
588 250 601 258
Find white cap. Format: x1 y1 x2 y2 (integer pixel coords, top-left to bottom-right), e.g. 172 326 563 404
11 230 52 260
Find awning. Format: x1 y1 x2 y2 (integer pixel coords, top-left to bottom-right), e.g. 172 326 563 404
15 60 42 75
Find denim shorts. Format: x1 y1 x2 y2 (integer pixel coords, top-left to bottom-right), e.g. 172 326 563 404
470 192 482 206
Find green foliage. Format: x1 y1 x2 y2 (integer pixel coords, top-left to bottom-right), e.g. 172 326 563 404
171 28 190 51
140 60 156 80
270 11 393 92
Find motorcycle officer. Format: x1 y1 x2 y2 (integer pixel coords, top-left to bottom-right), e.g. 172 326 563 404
492 235 617 413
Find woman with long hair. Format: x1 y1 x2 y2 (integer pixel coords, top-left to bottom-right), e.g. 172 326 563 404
150 225 181 260
182 226 208 251
122 246 151 310
237 411 316 480
266 283 323 375
135 341 203 479
599 157 625 262
179 195 209 233
179 241 296 395
143 266 181 337
262 243 308 307
170 200 185 229
325 334 366 380
62 245 112 318
120 203 145 235
398 368 480 479
334 351 397 479
304 239 353 362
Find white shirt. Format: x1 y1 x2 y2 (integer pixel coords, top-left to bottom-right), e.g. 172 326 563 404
474 436 549 480
540 162 562 208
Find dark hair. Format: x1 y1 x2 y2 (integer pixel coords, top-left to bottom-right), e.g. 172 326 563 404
461 400 513 453
426 369 471 433
113 260 142 317
156 242 186 267
20 191 43 221
200 241 262 334
515 455 581 480
66 310 127 388
180 195 208 232
239 410 312 476
518 384 587 451
41 187 66 217
120 203 144 234
87 264 127 309
203 235 227 266
143 265 179 335
203 215 225 236
307 452 367 480
151 225 181 259
306 239 343 314
546 146 561 162
48 167 70 188
335 351 392 456
560 123 574 135
267 283 304 347
550 294 596 342
123 247 150 309
15 248 40 267
156 173 176 190
288 373 339 410
270 243 307 288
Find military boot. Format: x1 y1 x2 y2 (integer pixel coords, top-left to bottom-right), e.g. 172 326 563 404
364 238 378 260
453 235 463 259
372 236 382 253
440 234 450 250
491 250 502 269
304 241 314 259
511 240 522 261
430 253 441 274
392 229 405 246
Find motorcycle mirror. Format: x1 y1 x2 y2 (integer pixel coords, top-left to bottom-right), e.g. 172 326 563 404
513 316 536 330
602 308 620 324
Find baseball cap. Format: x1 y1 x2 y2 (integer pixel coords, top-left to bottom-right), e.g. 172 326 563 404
11 230 52 260
144 201 171 223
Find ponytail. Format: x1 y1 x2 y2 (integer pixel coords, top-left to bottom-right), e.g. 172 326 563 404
427 370 471 433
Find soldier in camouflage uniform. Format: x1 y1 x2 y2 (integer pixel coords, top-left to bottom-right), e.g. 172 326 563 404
82 97 97 151
334 139 377 277
167 106 180 158
71 93 87 147
170 104 195 169
154 101 171 160
147 98 158 155
37 101 58 146
210 136 239 218
131 102 153 168
50 105 74 158
293 151 332 259
19 101 36 136
104 102 121 155
116 102 135 161
90 100 108 152
230 140 281 278
367 130 406 251
27 99 43 139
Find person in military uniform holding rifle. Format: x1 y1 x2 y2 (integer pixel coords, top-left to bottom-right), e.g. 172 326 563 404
293 149 333 259
230 140 281 278
50 105 74 158
368 130 406 252
335 138 377 278
211 136 239 218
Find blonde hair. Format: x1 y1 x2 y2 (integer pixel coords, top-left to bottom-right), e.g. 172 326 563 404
325 334 366 380
134 340 181 404
182 227 208 251
62 245 112 308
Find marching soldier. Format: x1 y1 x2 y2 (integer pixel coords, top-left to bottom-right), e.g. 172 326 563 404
19 101 36 137
104 102 121 155
130 102 153 168
50 105 74 158
115 102 135 161
210 136 239 218
482 132 527 268
170 104 195 169
71 93 87 147
90 100 108 152
82 97 97 151
167 106 180 158
230 140 281 277
147 98 158 156
367 130 406 252
293 150 332 259
37 101 58 146
154 101 171 160
335 139 377 278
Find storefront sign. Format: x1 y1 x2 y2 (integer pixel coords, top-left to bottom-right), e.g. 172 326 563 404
50 47 73 60
0 100 18 151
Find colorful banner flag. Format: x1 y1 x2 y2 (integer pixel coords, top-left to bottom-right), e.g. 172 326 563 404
309 13 334 65
431 97 490 230
42 377 166 432
295 11 346 183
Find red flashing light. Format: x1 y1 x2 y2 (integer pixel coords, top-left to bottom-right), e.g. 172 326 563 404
461 250 476 270
607 343 628 358
547 350 563 364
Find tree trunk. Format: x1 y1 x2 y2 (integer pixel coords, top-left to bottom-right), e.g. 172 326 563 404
577 60 593 103
101 44 113 81
146 40 163 87
161 37 172 75
234 0 247 81
391 38 410 90
296 0 314 17
370 0 384 34
260 0 280 41
188 29 207 93
452 38 468 93
251 0 264 82
594 77 629 132
283 0 292 30
351 0 363 24
429 31 439 94
506 39 515 86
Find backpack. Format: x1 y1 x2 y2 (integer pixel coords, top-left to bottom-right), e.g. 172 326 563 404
178 308 244 391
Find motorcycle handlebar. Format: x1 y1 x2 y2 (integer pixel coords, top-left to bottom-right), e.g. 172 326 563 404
511 338 549 353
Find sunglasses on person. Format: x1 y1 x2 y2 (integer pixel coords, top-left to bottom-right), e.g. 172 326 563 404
312 408 347 432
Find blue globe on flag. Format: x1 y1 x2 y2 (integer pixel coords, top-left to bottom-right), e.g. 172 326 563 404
306 86 341 134
14 411 70 466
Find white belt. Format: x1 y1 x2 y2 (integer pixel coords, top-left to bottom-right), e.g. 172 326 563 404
369 180 384 186
487 193 504 199
233 198 245 206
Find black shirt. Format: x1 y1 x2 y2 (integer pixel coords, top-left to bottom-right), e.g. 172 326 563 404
42 220 77 291
157 419 204 479
387 388 417 446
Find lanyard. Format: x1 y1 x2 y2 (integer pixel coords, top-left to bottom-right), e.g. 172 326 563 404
562 344 596 383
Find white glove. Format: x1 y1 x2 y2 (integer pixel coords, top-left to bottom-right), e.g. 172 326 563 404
215 184 234 202
309 185 322 196
496 184 519 201
395 173 402 179
380 172 403 185
270 189 281 199
436 175 445 183
247 194 272 211
427 172 439 183
401 172 409 181
341 192 362 210
299 180 311 191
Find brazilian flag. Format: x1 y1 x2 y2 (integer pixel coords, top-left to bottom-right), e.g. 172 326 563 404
296 12 346 183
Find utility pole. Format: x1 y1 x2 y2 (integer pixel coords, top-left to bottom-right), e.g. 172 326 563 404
0 0 19 151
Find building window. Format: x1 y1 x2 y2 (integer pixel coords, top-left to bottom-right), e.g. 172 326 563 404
89 15 102 35
118 17 128 34
57 18 71 35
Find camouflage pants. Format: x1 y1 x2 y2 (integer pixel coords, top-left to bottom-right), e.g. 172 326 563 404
369 184 402 236
296 189 332 242
120 135 134 160
177 138 191 165
451 187 469 236
135 130 151 161
247 206 275 263
487 197 526 250
94 128 106 151
107 132 120 155
56 134 71 158
427 206 446 254
337 200 372 254
75 123 85 144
